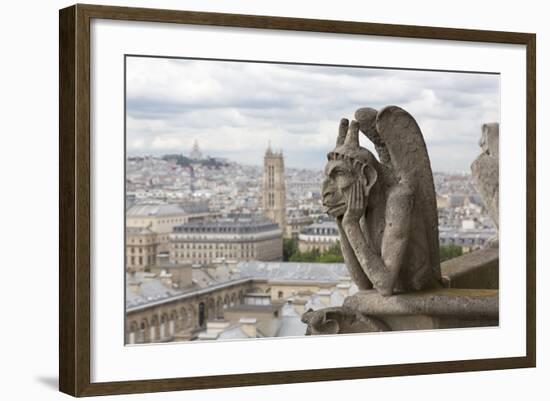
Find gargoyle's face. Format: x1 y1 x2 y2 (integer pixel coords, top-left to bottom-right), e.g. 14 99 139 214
322 159 356 217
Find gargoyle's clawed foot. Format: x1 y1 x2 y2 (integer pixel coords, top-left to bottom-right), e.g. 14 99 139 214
302 307 389 335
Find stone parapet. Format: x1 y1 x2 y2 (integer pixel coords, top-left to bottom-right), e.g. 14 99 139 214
344 288 498 319
303 288 498 335
441 248 499 289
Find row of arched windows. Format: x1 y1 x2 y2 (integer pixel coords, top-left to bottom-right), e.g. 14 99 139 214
126 290 246 344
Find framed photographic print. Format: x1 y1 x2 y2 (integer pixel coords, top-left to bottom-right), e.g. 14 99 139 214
59 4 536 397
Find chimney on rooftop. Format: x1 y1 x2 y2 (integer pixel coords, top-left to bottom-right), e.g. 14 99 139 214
155 252 170 266
159 270 173 288
317 289 332 307
239 317 257 338
206 321 231 336
128 281 141 295
338 276 352 285
337 283 351 298
292 298 308 315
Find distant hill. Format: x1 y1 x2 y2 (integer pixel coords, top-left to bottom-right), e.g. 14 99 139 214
161 154 228 169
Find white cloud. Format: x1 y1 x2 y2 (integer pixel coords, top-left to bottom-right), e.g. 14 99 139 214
126 57 500 172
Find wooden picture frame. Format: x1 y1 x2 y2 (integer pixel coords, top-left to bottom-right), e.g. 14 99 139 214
59 3 536 397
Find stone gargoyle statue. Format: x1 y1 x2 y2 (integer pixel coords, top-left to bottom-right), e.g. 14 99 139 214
302 107 500 335
321 106 443 296
471 123 499 247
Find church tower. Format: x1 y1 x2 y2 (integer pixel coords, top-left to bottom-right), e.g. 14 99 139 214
262 144 286 231
189 139 202 160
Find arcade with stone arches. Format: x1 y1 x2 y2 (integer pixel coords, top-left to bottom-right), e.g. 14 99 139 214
126 284 248 344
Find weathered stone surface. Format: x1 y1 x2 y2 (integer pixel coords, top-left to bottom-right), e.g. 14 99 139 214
471 123 499 233
309 109 500 337
301 307 388 335
441 248 499 289
322 106 441 296
303 288 498 335
343 289 498 319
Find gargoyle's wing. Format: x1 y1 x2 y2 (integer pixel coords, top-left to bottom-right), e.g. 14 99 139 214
357 106 441 281
376 106 432 182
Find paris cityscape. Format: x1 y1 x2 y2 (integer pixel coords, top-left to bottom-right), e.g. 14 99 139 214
124 140 496 344
124 56 499 344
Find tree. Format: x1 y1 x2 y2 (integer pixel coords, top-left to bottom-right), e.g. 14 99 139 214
439 244 463 262
283 238 298 261
285 241 344 263
289 248 319 262
317 243 344 263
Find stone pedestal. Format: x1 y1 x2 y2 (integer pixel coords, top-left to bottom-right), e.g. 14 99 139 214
302 288 498 335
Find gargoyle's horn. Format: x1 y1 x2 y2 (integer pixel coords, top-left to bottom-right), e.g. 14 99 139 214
336 118 349 146
344 120 360 148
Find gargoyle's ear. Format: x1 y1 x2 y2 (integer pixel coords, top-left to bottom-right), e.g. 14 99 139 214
362 164 378 197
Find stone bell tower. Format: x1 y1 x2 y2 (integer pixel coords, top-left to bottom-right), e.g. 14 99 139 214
262 143 286 231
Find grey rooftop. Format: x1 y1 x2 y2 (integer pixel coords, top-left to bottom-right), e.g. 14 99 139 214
236 261 348 282
173 216 279 234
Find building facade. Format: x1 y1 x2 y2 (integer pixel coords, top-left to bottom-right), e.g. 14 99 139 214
285 213 314 239
439 227 496 252
262 145 286 232
169 216 283 265
126 226 158 272
126 274 252 344
298 221 340 252
125 261 352 344
126 203 215 254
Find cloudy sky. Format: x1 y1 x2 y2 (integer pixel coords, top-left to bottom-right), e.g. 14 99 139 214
126 56 499 172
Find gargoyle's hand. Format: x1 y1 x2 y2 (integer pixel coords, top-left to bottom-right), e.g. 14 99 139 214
343 180 366 224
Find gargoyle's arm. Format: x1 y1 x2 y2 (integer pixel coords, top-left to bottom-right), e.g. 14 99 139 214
336 218 373 290
379 183 414 287
342 182 413 296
